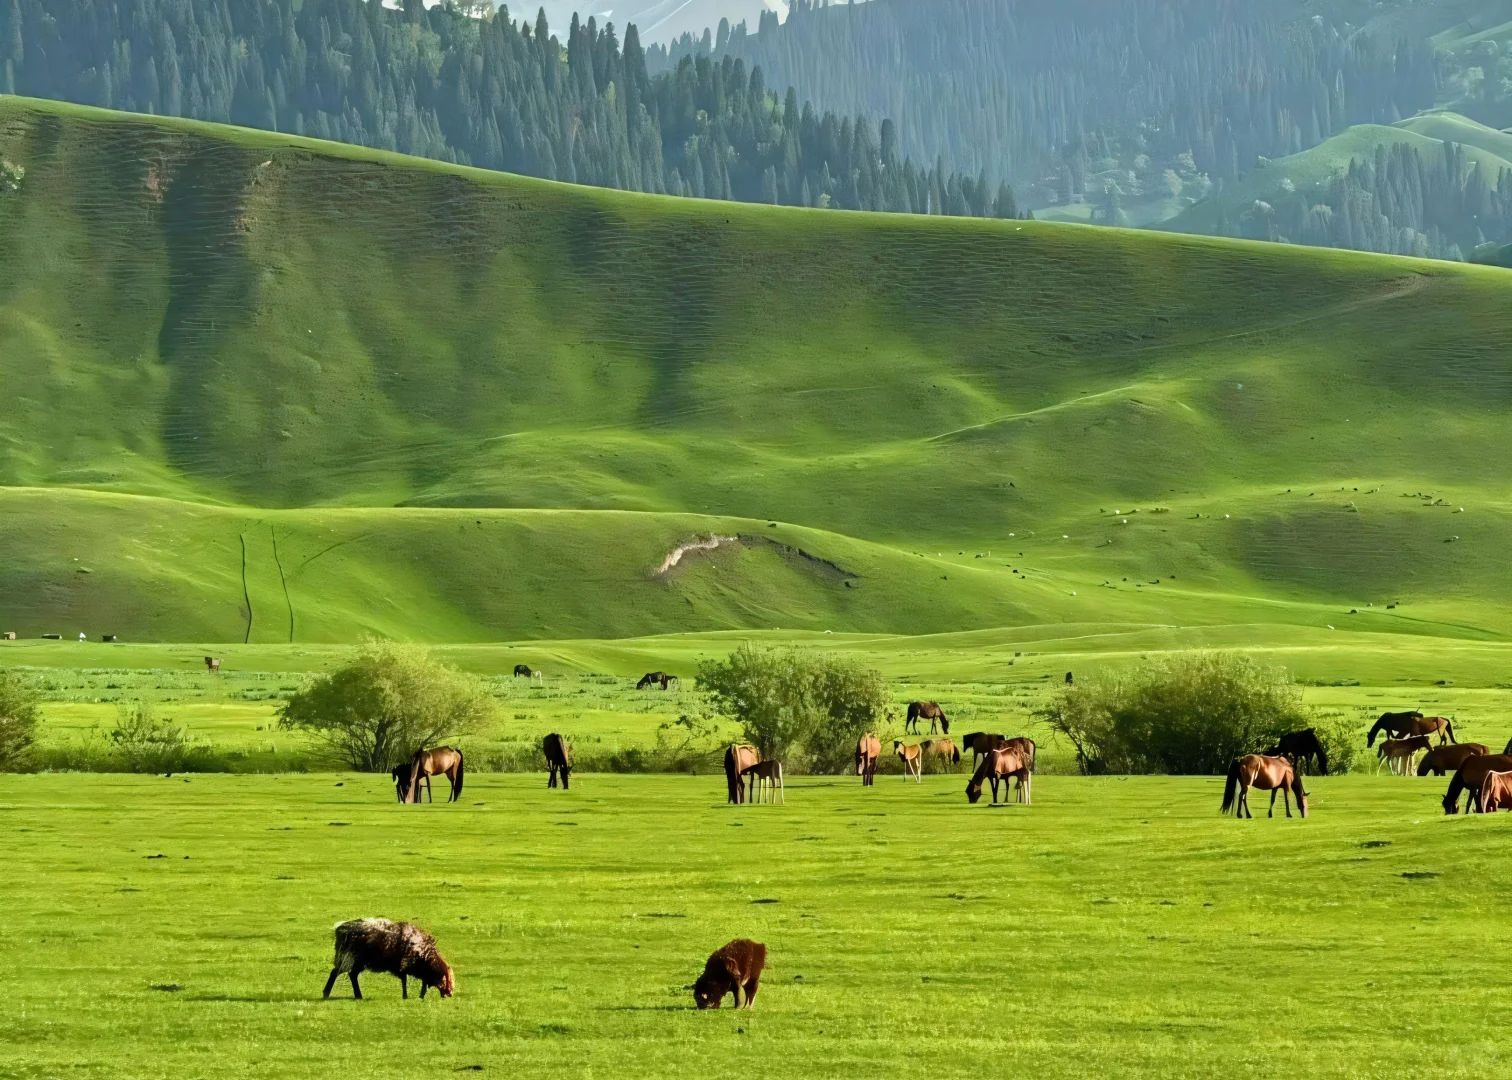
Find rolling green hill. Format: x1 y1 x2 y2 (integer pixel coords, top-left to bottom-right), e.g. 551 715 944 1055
3 95 1512 644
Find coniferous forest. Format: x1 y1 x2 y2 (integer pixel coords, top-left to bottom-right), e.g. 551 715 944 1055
0 0 1022 218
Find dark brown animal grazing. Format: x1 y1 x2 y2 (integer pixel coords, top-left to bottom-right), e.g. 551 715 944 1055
204 656 221 673
543 733 572 789
395 747 464 803
636 671 677 690
322 918 454 1000
1221 755 1307 818
1479 771 1512 813
513 664 533 677
1376 736 1431 776
693 939 766 1010
1442 754 1512 814
1408 716 1457 744
855 733 881 786
961 732 1008 763
741 759 785 804
965 747 1032 805
724 744 759 803
1264 728 1329 776
1418 743 1488 777
905 701 949 735
1366 710 1425 747
894 740 923 782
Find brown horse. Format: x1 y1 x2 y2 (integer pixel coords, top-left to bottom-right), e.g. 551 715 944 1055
398 747 464 803
513 664 533 678
636 671 677 690
894 741 923 782
855 733 881 785
965 747 1032 805
724 744 760 803
1417 743 1488 777
1376 735 1431 776
1366 710 1425 747
1479 771 1512 813
741 760 785 804
1442 754 1512 813
920 738 960 769
1408 716 1457 744
961 732 1007 763
905 701 949 735
1221 755 1307 818
204 656 221 673
543 733 572 789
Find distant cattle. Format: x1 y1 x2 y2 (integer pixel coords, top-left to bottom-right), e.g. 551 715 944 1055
101 634 117 643
42 633 61 640
513 664 534 678
1 632 14 640
637 672 678 690
204 656 221 673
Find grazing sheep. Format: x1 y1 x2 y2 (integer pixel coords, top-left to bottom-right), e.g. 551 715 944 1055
693 939 767 1010
322 918 454 1000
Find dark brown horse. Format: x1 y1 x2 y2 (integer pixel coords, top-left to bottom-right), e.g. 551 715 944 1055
1264 728 1328 775
397 747 464 803
905 701 949 735
1442 754 1512 814
965 747 1032 805
724 744 760 803
1366 710 1425 747
855 733 881 786
1221 755 1307 818
1417 742 1488 777
961 732 1007 764
513 663 534 678
204 656 221 673
636 671 677 690
1375 735 1432 776
543 733 572 789
1407 716 1457 744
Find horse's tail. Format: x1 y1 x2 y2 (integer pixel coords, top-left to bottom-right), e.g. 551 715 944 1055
724 745 739 803
454 753 465 799
1220 759 1241 815
1314 738 1329 777
408 759 422 804
1446 719 1457 744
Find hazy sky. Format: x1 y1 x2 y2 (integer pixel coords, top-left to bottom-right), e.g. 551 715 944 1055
528 0 786 43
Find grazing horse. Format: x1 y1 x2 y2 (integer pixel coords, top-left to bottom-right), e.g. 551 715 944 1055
204 656 221 673
398 747 464 803
905 701 949 735
855 733 881 786
513 664 533 678
1221 755 1308 818
961 732 1007 764
741 760 785 804
1376 736 1432 776
894 741 924 782
1479 771 1512 813
1418 743 1488 777
1366 710 1425 747
543 733 573 789
1406 716 1456 744
920 738 961 769
724 744 760 803
1264 728 1329 776
1442 754 1512 814
636 671 677 690
965 747 1032 805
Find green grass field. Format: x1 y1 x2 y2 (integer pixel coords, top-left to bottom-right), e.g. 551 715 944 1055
4 770 1511 1079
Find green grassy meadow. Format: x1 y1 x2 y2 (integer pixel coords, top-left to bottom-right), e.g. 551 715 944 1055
5 770 1512 1079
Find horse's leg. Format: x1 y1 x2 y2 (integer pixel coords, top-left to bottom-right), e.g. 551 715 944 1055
1268 787 1277 818
323 969 341 999
1282 784 1292 818
350 971 363 1000
562 767 570 791
401 974 408 999
744 974 760 1009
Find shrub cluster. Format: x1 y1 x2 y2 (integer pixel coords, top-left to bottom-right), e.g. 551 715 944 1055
0 669 40 770
1037 653 1323 775
698 645 888 772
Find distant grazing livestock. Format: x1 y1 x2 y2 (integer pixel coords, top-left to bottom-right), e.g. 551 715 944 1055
1409 716 1457 744
1 632 14 640
1065 671 1074 684
1376 736 1431 776
1366 711 1425 747
724 744 760 803
101 634 117 642
920 738 960 768
741 760 785 804
905 701 949 735
1479 772 1512 813
513 664 533 677
637 672 678 690
322 918 454 1000
204 656 221 673
395 747 464 803
40 633 60 640
1418 743 1488 777
1265 728 1328 776
966 746 1032 805
1442 754 1512 814
961 732 1006 763
855 733 881 786
894 741 924 782
543 733 573 789
693 939 766 1010
1222 755 1307 818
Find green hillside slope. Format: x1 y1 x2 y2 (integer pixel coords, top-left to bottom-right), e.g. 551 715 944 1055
3 96 1512 643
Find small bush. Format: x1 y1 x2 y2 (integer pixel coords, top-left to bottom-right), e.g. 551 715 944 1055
279 641 495 771
1038 652 1311 775
0 669 40 770
110 701 192 772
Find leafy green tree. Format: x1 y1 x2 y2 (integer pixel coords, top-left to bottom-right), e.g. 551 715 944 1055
0 668 39 770
279 641 495 771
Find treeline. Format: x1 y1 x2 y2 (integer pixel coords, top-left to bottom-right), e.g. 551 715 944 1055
1227 141 1512 261
652 0 1437 192
0 0 1019 217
